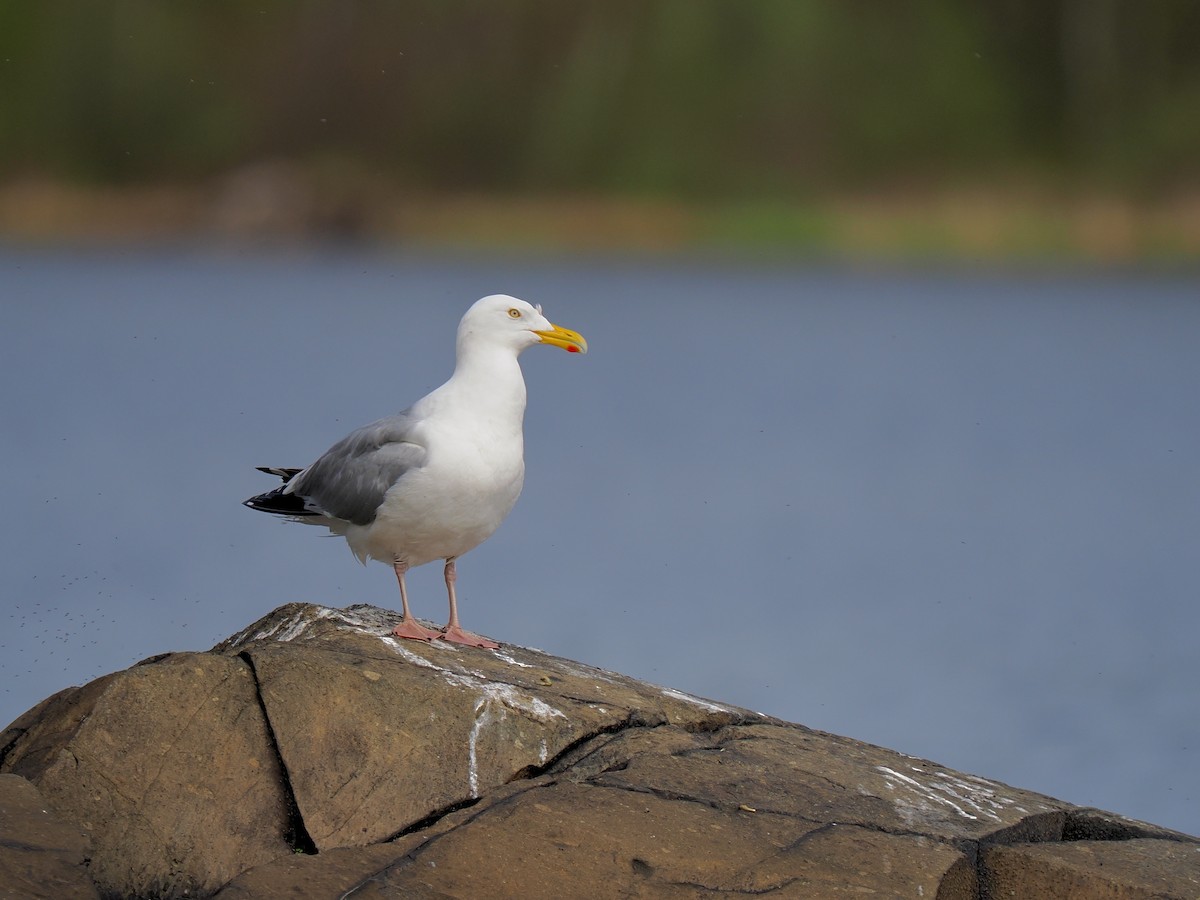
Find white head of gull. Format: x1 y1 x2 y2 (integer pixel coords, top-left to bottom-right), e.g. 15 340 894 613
244 294 587 648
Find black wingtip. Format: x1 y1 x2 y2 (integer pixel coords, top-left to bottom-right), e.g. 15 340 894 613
255 466 303 482
243 487 320 517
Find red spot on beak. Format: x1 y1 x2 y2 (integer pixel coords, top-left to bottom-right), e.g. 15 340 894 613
567 345 580 353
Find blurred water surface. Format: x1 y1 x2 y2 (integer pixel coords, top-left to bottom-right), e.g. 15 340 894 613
2 245 1197 835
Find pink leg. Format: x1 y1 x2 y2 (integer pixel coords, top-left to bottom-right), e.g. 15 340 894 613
390 560 439 642
438 558 499 649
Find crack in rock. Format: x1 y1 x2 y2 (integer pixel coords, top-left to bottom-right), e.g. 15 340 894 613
236 652 318 856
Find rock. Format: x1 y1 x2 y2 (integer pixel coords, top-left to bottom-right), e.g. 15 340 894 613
1 602 1196 898
0 774 98 900
1 653 294 897
981 838 1200 899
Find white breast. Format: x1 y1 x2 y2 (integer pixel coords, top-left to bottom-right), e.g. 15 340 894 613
344 410 526 567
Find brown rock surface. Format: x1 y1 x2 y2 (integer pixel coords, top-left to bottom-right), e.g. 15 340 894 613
1 652 294 897
981 838 1200 899
1 602 1196 898
0 773 98 900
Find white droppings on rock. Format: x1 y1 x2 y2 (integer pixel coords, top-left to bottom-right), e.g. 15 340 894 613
223 624 256 648
491 650 534 668
659 687 731 714
876 765 981 822
546 657 624 687
253 609 310 643
382 638 444 671
465 683 566 798
383 647 484 694
467 696 490 797
478 682 567 722
323 605 391 632
875 765 1045 826
379 632 570 797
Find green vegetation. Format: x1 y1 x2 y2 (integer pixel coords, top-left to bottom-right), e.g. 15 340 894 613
2 2 1198 256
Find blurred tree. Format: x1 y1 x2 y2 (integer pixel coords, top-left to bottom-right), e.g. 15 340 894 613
0 1 1197 195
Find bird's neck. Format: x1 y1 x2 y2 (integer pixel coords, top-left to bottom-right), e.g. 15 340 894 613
442 344 528 424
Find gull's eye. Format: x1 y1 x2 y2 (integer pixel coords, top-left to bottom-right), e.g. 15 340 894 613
508 308 521 319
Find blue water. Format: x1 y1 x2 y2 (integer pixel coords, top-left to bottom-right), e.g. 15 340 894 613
2 244 1197 836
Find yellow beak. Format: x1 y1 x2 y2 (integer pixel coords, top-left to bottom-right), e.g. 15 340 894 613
534 323 588 354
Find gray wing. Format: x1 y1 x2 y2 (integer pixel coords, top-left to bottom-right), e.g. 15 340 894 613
286 413 427 526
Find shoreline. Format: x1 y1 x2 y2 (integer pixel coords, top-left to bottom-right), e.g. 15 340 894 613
3 170 1199 264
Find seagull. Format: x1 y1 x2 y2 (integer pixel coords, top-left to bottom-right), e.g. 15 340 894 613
244 294 587 649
